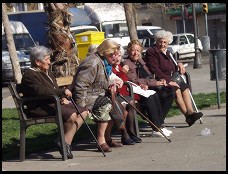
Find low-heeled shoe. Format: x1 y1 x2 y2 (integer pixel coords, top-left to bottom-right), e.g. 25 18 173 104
98 143 112 152
66 143 73 159
186 112 203 126
121 137 135 145
106 139 123 147
129 136 142 143
55 139 73 159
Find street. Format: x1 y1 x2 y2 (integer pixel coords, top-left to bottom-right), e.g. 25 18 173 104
2 54 226 109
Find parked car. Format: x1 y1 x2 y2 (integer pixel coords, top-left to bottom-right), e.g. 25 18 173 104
167 33 203 60
137 25 162 42
2 21 36 84
137 26 162 57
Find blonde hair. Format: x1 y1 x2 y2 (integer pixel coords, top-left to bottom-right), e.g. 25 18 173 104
126 40 142 53
154 30 173 44
97 39 120 57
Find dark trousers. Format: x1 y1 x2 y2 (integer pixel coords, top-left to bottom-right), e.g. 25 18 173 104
117 95 139 138
125 102 139 137
156 86 175 119
141 93 164 130
150 86 175 119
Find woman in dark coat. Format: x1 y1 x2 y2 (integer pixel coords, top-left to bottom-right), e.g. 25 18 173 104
144 30 203 126
21 46 88 159
122 40 173 137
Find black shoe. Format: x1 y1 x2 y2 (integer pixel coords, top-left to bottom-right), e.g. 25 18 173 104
186 117 195 127
186 112 203 127
55 139 73 159
121 137 135 145
66 143 73 159
130 136 142 143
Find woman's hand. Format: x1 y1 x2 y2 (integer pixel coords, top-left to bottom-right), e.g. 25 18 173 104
140 84 148 90
178 63 186 75
122 65 129 73
64 89 72 98
113 78 123 88
156 79 167 87
60 97 71 105
168 81 180 88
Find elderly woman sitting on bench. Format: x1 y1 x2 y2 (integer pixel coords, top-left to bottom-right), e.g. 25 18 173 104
143 30 203 126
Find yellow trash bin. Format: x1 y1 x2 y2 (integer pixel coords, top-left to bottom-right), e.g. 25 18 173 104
76 31 105 60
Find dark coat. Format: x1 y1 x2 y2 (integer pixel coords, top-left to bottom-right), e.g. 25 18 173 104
143 45 178 84
21 68 66 117
122 57 157 87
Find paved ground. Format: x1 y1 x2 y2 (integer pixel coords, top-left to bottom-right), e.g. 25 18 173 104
2 104 226 171
2 55 226 171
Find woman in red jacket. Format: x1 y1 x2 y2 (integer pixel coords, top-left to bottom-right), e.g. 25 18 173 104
113 47 172 138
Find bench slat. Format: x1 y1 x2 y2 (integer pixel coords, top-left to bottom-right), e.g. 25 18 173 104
56 76 73 87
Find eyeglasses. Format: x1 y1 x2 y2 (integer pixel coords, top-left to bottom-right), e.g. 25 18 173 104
108 52 118 58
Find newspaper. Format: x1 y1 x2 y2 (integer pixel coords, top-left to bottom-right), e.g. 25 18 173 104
126 81 156 98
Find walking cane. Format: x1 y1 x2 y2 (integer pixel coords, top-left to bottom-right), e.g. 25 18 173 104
170 53 203 124
70 97 106 157
116 92 171 143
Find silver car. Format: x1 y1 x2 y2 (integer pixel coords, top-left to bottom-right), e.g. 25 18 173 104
2 21 36 84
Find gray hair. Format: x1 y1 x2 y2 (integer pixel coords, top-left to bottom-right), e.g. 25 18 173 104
154 30 173 44
30 46 52 67
119 45 125 57
87 44 99 56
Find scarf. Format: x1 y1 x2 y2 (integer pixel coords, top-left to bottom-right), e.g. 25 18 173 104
104 58 112 76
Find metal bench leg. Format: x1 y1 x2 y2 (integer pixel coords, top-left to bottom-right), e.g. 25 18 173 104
20 125 26 161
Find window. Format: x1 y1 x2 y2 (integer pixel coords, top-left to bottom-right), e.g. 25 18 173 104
179 35 188 44
186 34 194 44
137 30 151 39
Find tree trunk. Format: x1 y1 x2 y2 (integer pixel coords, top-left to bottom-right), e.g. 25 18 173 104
123 3 138 41
2 3 22 84
44 3 80 78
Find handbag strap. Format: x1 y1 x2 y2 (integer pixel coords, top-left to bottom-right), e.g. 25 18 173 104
135 61 151 79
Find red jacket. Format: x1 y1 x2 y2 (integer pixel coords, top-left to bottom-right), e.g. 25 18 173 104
112 64 141 101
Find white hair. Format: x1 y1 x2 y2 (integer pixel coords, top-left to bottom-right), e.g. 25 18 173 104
154 30 173 44
119 45 125 57
87 44 99 56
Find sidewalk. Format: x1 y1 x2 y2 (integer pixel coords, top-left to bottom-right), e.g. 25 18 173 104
2 56 226 171
2 103 226 171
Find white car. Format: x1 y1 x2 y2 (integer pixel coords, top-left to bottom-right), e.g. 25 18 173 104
167 33 203 60
137 26 162 43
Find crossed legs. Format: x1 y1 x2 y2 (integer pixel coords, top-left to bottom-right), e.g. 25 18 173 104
64 111 88 145
175 88 194 116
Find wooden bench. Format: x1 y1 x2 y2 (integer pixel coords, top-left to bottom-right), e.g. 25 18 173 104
56 76 141 137
56 75 74 88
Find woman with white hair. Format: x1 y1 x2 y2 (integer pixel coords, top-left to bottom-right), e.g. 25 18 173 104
144 30 203 126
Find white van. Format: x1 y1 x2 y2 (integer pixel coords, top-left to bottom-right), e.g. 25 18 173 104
70 25 99 41
2 21 36 83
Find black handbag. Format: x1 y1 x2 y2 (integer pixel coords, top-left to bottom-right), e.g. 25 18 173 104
171 71 185 86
